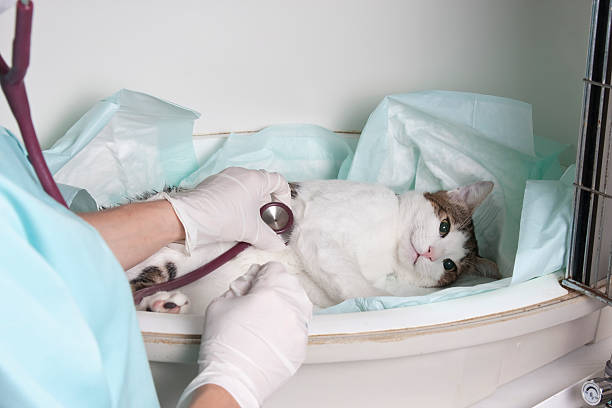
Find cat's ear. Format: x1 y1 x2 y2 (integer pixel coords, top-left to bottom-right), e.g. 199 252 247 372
472 257 501 280
447 181 494 214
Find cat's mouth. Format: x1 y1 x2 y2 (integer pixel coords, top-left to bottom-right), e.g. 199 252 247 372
408 242 419 265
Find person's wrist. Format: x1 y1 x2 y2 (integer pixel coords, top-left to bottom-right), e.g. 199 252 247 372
178 365 260 408
156 199 186 242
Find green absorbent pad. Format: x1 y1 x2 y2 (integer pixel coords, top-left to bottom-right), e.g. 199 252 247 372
43 90 575 313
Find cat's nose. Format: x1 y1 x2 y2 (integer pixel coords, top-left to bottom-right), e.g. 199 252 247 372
420 247 434 261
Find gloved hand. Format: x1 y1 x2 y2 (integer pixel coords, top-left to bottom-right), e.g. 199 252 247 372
163 167 291 254
177 262 313 408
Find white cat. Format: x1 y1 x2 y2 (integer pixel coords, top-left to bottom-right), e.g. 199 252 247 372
128 180 500 313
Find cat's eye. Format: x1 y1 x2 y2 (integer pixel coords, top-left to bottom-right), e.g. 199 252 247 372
439 218 451 237
442 259 456 271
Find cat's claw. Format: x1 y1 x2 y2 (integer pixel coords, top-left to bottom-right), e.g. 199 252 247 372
137 291 190 314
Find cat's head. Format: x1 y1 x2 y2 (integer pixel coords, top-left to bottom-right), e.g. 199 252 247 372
395 181 500 287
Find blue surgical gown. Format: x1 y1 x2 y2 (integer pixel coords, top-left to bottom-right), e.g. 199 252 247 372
0 127 160 408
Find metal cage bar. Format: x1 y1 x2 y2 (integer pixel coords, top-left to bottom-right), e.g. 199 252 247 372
563 0 612 305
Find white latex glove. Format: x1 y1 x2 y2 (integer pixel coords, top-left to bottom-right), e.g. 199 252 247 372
163 167 291 254
177 262 313 408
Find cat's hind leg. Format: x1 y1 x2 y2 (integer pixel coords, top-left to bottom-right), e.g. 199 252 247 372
137 290 190 314
127 245 194 314
129 262 178 291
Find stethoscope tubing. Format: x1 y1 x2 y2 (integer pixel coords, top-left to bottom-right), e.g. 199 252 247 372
132 241 251 305
1 1 67 208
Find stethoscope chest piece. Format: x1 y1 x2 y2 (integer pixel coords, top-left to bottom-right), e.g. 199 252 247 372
260 202 294 243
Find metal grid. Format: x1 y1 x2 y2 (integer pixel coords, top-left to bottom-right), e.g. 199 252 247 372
562 0 612 305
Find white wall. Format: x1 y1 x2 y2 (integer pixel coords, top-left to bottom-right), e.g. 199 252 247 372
0 0 590 162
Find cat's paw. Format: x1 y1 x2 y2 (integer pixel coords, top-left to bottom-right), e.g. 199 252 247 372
137 291 190 314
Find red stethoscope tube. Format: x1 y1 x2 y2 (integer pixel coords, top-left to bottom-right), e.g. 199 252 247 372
0 1 67 208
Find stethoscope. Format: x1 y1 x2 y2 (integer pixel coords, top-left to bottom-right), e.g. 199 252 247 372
0 1 294 305
132 202 293 304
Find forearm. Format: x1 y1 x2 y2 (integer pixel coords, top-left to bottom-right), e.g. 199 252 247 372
79 200 185 270
189 384 240 408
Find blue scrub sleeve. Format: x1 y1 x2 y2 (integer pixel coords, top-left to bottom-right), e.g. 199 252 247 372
0 128 159 408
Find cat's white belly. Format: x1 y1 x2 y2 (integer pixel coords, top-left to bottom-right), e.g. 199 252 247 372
290 180 400 301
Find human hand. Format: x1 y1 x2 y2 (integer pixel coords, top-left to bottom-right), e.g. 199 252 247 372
163 167 291 254
178 262 313 408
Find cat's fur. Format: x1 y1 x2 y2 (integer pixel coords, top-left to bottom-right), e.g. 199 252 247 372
127 180 500 313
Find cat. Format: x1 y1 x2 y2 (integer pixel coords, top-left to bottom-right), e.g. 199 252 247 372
127 179 500 313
